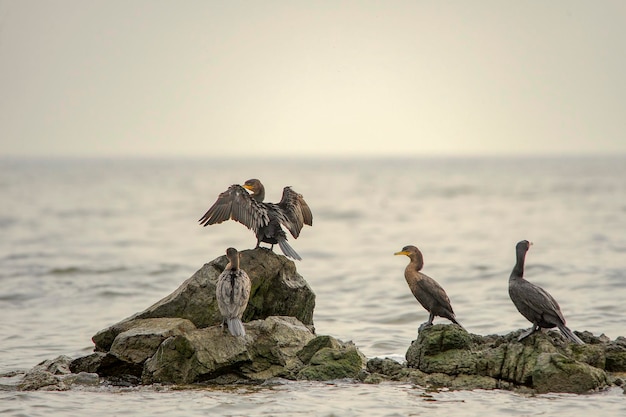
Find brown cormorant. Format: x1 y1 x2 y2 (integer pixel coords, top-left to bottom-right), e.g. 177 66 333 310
199 179 312 260
394 245 464 331
216 247 251 337
508 240 584 344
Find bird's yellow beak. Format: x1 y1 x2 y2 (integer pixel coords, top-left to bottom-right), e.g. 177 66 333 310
243 184 253 191
394 251 409 256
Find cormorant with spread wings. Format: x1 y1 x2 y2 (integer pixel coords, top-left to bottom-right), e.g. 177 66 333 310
199 179 313 260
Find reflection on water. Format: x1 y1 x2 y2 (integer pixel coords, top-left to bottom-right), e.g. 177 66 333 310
1 156 625 416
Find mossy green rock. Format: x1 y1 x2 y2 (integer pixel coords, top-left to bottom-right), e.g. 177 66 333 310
406 324 474 375
404 325 610 393
604 337 626 372
297 336 366 381
532 353 608 394
143 316 315 384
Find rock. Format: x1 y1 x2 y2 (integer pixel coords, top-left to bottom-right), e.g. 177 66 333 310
406 324 474 375
366 357 406 378
93 249 315 351
405 324 610 393
605 337 626 372
532 352 607 394
143 316 316 384
18 356 99 391
73 325 188 380
19 355 73 391
109 318 197 364
296 336 367 381
70 352 107 374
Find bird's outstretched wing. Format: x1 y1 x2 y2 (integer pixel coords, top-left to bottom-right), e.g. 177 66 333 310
277 186 313 238
198 184 269 232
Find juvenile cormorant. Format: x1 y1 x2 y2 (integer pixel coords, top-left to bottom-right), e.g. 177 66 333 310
216 247 251 337
394 245 464 332
508 240 584 344
199 179 312 260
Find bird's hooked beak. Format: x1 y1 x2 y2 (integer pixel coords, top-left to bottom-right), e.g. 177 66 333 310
394 250 410 256
243 184 253 191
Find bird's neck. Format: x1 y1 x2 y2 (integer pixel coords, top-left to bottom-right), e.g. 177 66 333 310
409 254 424 272
226 258 239 271
510 251 525 280
253 186 265 202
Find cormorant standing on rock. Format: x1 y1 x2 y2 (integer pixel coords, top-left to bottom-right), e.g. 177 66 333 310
394 245 464 332
199 179 312 261
508 240 584 344
216 247 251 337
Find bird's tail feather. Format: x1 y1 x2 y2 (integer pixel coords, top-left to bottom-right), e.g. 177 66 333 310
226 318 246 337
278 238 302 261
558 324 584 344
451 318 466 332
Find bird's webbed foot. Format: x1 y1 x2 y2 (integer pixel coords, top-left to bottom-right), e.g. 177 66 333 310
418 321 433 333
517 325 540 342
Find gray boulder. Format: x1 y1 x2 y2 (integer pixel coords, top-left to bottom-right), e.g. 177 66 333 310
19 356 99 391
93 248 316 351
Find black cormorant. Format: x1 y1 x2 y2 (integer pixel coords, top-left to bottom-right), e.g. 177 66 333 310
395 245 464 332
508 240 584 344
199 179 312 260
216 247 251 337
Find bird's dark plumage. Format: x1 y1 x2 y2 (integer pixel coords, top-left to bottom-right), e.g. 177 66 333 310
395 245 464 332
508 240 584 344
216 247 251 337
199 179 312 260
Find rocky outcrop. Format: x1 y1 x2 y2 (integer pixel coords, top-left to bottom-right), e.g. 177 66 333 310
65 316 362 387
92 249 316 352
16 248 626 394
48 249 363 388
359 324 626 394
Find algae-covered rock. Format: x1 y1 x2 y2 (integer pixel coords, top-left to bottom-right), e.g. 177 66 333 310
296 336 366 381
406 324 475 375
604 337 626 372
93 249 315 351
360 357 410 384
143 316 316 384
109 318 197 364
405 325 610 393
532 352 608 394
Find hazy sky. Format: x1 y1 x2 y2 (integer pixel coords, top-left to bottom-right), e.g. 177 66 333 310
1 1 625 158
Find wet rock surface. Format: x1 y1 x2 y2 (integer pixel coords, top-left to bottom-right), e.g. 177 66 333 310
359 324 625 394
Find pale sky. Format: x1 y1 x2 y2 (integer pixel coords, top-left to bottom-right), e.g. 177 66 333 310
1 0 625 158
